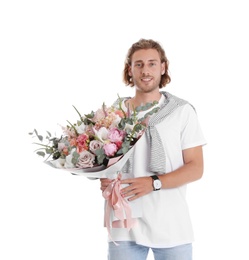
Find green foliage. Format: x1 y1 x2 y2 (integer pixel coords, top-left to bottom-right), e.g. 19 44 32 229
71 150 80 165
135 100 158 112
95 148 106 164
28 129 43 141
117 141 130 155
138 107 161 123
29 129 63 161
83 110 95 125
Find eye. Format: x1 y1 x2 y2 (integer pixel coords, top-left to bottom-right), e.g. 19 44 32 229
135 63 142 67
149 62 156 67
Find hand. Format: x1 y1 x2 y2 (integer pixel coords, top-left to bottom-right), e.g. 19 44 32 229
100 178 113 192
120 177 153 201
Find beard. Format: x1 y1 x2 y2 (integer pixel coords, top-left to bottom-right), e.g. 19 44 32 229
133 75 161 93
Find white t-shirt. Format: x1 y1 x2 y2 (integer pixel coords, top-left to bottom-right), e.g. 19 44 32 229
110 94 206 248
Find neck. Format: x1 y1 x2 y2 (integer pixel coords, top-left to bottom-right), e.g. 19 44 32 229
130 89 161 107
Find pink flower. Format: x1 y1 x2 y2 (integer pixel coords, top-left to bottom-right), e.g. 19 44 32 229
93 108 106 122
76 150 95 168
76 133 89 152
103 143 118 157
89 140 104 154
108 127 126 142
62 126 77 138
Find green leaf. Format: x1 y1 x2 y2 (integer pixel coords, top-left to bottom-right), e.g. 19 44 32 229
66 120 78 136
45 147 54 154
133 124 143 132
71 150 80 165
118 118 126 129
72 105 84 122
84 111 95 119
117 95 127 119
126 118 133 125
31 129 43 141
36 151 45 157
95 148 105 164
117 141 130 155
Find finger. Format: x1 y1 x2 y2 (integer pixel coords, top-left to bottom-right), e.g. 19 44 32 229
120 179 134 185
127 194 139 201
121 184 136 196
100 181 112 191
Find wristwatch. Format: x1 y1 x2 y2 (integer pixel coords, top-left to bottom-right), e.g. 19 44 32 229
151 175 162 191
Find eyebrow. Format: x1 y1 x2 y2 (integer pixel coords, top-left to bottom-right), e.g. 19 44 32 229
134 59 159 63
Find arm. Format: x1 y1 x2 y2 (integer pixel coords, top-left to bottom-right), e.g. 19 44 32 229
119 145 204 201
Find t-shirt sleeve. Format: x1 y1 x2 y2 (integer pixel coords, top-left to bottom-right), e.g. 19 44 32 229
180 104 206 150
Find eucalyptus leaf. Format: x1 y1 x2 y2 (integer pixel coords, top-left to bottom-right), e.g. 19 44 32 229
36 151 45 157
133 124 143 132
71 151 80 165
118 119 126 129
84 111 95 119
45 147 54 154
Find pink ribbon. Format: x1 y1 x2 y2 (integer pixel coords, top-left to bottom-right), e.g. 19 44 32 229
102 172 136 244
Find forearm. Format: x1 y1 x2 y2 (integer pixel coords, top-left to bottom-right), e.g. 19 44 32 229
159 160 203 189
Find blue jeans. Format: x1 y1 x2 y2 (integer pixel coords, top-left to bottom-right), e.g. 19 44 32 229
108 241 192 260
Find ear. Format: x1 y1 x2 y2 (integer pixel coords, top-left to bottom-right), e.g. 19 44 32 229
128 66 132 76
161 62 166 75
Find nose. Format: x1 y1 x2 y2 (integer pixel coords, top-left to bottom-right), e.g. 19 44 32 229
141 65 150 76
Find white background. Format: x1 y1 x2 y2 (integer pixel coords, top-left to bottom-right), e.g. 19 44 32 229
1 0 248 259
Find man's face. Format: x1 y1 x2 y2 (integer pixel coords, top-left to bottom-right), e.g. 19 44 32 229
129 48 165 93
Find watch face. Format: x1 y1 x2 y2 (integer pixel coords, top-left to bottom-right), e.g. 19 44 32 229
154 179 162 189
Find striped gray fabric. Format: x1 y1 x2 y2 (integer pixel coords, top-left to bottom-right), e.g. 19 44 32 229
113 91 190 174
146 92 189 173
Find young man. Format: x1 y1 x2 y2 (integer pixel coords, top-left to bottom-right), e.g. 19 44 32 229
100 39 206 260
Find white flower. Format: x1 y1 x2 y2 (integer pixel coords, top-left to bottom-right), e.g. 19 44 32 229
64 149 76 168
75 122 86 134
94 127 109 142
110 114 121 128
124 123 134 133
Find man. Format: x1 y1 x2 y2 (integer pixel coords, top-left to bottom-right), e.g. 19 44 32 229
100 39 206 260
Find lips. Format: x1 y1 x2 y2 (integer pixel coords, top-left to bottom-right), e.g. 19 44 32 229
141 77 153 82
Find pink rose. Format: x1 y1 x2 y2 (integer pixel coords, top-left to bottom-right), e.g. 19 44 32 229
76 150 95 168
89 140 104 154
103 143 118 157
108 128 125 142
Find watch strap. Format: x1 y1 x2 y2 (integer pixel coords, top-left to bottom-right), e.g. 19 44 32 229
151 175 161 191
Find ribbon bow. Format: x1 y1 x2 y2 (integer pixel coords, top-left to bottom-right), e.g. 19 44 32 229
102 172 136 244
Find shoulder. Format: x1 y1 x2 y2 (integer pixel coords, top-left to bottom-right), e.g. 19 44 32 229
161 91 196 112
161 91 191 106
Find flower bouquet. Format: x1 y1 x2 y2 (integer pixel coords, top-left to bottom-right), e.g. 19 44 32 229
29 97 160 241
29 97 159 179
